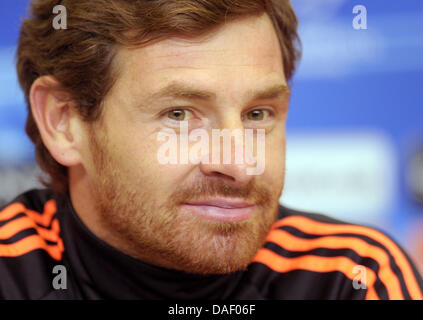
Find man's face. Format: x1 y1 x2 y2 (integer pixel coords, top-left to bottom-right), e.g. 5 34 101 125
84 13 289 274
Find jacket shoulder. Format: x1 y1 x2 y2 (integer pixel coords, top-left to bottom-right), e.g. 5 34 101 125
0 189 64 299
252 205 423 299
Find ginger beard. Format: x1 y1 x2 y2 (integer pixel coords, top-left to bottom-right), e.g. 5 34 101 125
88 128 282 275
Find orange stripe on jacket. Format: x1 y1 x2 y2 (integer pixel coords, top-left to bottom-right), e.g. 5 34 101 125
0 200 57 227
266 228 403 299
24 200 57 227
0 234 62 261
252 248 379 300
366 287 379 300
0 203 27 221
0 216 61 243
273 216 423 300
0 200 63 260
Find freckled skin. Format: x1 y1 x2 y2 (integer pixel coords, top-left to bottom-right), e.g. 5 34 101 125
70 13 289 274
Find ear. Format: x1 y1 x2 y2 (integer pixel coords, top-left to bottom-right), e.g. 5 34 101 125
29 75 85 167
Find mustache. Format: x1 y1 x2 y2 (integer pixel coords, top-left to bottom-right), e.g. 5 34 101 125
169 179 272 207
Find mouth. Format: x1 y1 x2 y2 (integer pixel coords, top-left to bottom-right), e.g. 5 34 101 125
180 198 256 223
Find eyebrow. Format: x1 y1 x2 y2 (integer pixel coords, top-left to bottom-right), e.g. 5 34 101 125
148 81 290 103
150 82 216 101
251 83 291 100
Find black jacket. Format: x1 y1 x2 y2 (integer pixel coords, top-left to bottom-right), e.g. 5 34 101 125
0 189 422 299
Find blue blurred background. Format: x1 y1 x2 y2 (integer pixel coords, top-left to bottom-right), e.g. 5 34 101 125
0 1 422 273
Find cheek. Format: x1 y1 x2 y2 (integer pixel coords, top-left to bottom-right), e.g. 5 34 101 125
262 131 286 188
110 131 193 196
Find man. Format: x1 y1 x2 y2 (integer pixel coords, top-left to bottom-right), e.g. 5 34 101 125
0 0 421 299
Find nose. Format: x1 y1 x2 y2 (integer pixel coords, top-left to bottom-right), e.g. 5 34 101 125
198 118 254 187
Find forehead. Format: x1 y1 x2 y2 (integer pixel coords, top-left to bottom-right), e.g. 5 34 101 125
113 13 285 98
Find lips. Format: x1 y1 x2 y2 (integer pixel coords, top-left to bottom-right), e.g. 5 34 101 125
181 198 256 222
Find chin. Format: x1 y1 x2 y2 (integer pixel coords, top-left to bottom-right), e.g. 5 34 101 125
169 226 267 275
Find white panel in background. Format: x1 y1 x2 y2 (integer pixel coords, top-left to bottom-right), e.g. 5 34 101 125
0 164 44 206
280 130 397 224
